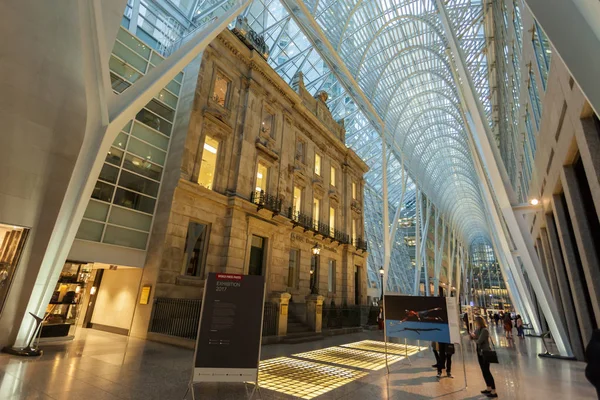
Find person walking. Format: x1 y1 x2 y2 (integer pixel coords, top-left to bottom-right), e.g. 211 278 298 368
471 316 497 398
493 313 500 327
585 330 600 399
515 315 524 339
436 342 455 378
503 313 513 340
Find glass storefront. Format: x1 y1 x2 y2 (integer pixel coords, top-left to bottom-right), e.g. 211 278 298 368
0 224 29 317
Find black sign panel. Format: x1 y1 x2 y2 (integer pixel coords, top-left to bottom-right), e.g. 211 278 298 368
194 273 265 370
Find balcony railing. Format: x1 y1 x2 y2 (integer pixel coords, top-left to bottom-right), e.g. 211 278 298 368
288 208 353 245
251 190 282 215
355 238 368 252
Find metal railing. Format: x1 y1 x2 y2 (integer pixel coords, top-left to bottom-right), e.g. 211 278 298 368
149 297 202 339
251 190 282 215
355 238 368 251
262 302 278 337
149 297 277 339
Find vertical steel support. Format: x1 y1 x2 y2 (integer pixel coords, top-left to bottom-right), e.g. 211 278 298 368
382 140 390 294
435 0 571 356
414 189 421 294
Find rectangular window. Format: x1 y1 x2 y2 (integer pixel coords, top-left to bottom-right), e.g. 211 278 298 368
352 181 357 200
314 153 321 176
183 222 209 277
198 135 219 190
352 219 357 244
330 165 336 187
295 141 305 163
293 186 302 217
313 198 320 229
328 260 336 293
256 162 268 193
261 111 275 137
329 206 335 236
212 72 230 107
288 249 299 288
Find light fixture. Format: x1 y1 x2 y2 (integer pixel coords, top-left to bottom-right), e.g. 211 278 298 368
379 267 384 276
529 198 540 206
75 286 81 294
312 243 321 255
90 286 97 295
257 172 263 179
204 143 217 154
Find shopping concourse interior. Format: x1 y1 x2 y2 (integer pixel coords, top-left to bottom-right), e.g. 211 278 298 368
1 0 600 399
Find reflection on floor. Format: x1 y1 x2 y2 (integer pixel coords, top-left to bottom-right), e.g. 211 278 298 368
0 327 596 399
258 357 368 399
255 341 426 399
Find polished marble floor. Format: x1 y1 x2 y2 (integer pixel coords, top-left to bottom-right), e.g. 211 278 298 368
0 326 595 400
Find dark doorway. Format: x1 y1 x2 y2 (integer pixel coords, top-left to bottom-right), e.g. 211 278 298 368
248 235 266 276
354 266 361 305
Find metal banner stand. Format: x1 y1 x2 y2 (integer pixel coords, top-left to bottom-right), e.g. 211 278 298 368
460 342 468 390
403 338 412 365
538 332 576 361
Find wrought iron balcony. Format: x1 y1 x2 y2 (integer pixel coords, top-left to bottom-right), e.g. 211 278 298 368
355 238 368 252
251 190 282 216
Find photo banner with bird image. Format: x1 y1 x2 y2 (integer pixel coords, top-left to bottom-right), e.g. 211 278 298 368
384 295 460 343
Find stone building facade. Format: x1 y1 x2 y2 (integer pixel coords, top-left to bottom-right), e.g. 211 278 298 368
131 28 369 338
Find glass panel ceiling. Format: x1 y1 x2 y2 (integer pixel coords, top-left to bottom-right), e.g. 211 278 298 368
239 0 494 291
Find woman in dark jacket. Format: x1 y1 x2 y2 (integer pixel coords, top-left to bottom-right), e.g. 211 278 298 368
471 316 497 398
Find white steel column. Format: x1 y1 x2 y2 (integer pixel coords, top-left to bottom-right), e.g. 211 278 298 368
414 189 421 294
435 0 571 355
12 0 250 348
381 139 391 294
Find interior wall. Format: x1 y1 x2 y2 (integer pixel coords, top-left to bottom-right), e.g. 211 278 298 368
91 268 142 333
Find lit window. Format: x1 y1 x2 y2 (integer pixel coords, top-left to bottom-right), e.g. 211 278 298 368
352 219 357 244
352 181 357 200
329 207 335 236
314 153 321 176
288 249 299 288
212 72 230 107
313 198 320 229
293 186 302 217
328 259 336 293
256 162 268 193
295 141 305 163
261 111 275 137
198 136 219 190
330 165 336 186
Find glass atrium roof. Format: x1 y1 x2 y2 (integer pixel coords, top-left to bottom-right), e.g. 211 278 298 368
131 0 505 293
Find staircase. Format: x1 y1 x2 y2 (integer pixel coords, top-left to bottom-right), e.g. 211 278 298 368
283 314 323 344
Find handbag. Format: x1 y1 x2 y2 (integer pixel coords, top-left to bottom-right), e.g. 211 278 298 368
482 332 499 363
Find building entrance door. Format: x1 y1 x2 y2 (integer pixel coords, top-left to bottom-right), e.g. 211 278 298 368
248 235 265 276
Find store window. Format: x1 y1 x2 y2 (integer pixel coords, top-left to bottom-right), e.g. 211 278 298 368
329 206 336 236
261 111 275 138
328 259 336 293
212 72 230 107
352 181 357 200
288 249 299 289
314 153 321 176
198 135 219 190
256 162 268 193
183 222 209 277
293 186 302 217
295 140 305 163
330 165 336 187
0 224 29 316
312 198 320 230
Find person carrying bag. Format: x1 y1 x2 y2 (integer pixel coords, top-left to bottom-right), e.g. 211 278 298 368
471 316 498 398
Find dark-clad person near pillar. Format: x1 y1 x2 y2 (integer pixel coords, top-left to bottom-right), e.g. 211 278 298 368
585 330 600 399
471 316 497 398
